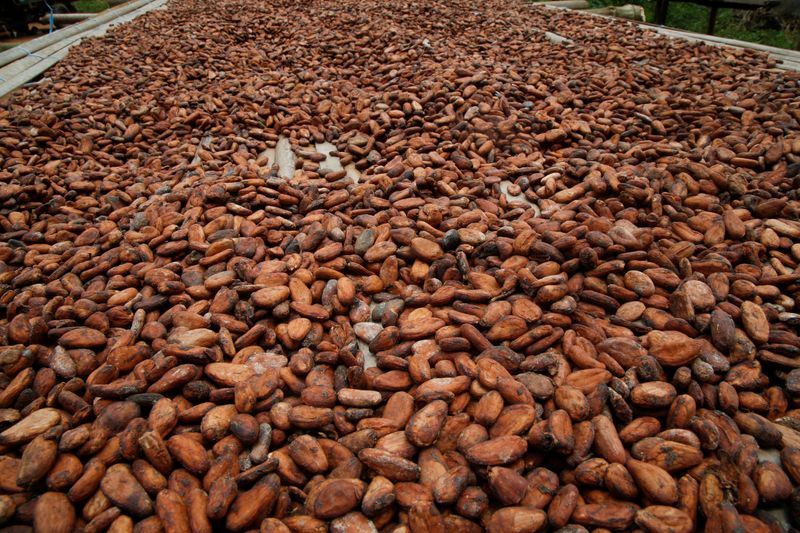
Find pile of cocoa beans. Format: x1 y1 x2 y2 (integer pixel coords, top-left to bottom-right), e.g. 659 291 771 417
1 0 800 531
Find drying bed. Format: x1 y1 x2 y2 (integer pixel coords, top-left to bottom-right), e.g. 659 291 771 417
1 0 800 532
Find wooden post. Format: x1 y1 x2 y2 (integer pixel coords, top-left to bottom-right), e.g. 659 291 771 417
707 5 719 34
655 0 669 24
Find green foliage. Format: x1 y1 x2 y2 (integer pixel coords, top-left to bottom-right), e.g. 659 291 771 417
588 0 796 48
71 0 109 12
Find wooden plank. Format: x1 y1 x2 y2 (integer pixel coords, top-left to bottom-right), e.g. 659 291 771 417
652 24 800 59
0 0 167 98
1 26 93 81
529 0 590 7
534 3 800 71
0 0 157 69
275 136 296 179
779 59 800 70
